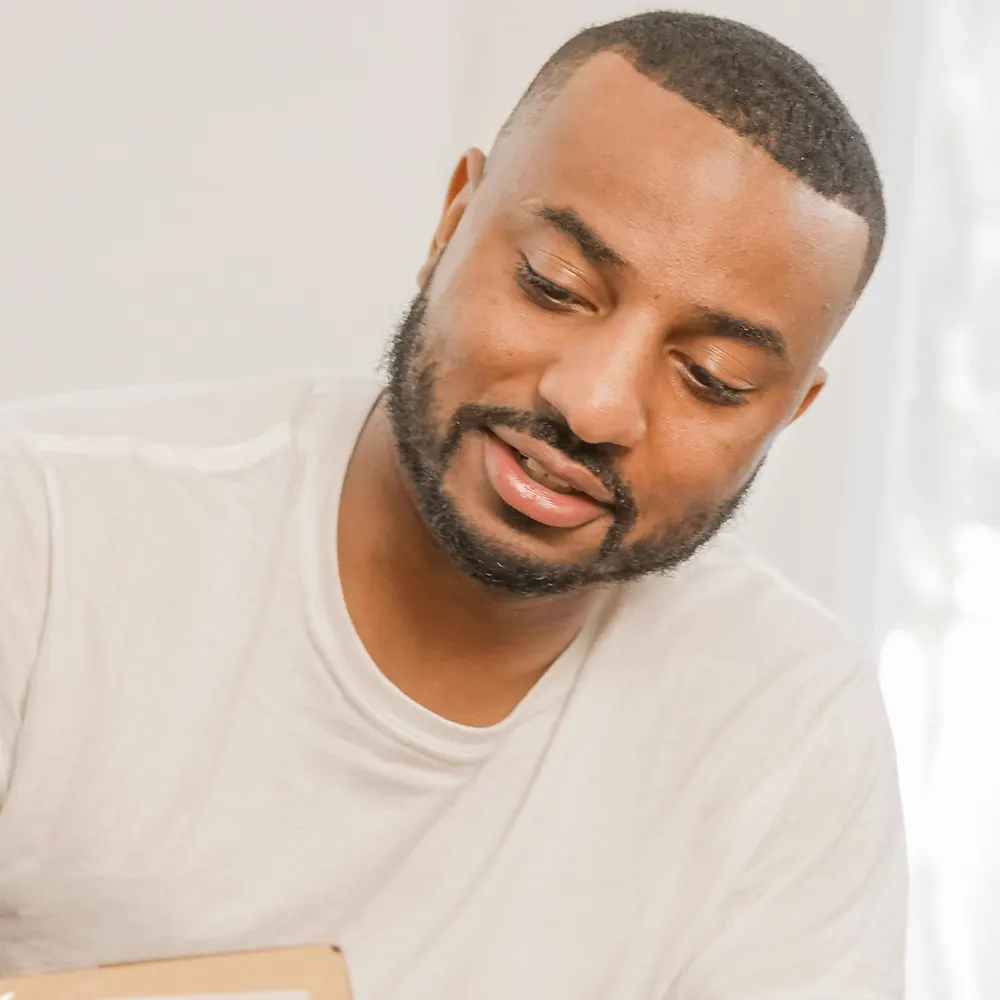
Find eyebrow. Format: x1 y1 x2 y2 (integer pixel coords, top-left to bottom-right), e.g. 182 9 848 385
534 204 789 360
535 205 628 270
701 310 789 360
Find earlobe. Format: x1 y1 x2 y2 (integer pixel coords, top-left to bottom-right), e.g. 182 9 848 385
417 148 486 289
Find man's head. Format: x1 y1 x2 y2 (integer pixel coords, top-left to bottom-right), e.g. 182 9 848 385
384 12 881 597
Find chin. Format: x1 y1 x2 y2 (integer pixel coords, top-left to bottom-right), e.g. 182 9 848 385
454 494 613 564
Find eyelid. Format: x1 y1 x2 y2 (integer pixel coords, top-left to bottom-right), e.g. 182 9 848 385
696 342 760 387
675 357 753 406
532 248 596 288
691 364 747 393
692 362 755 393
521 248 605 303
670 340 758 390
516 256 593 309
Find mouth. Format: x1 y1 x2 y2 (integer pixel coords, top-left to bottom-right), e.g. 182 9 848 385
482 429 613 530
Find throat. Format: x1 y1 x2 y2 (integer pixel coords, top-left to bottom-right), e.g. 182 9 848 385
337 404 596 726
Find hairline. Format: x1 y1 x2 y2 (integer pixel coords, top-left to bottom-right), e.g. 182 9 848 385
496 46 880 301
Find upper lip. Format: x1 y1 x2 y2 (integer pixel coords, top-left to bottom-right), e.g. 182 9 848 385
489 426 614 506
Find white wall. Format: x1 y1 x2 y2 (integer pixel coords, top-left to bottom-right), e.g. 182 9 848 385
0 0 462 397
0 0 916 644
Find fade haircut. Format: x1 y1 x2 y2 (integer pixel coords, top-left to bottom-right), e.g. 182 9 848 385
500 11 885 293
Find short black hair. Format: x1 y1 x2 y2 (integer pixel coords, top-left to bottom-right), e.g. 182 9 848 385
504 11 885 293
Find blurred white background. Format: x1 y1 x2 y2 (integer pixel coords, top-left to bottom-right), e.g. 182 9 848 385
0 2 995 997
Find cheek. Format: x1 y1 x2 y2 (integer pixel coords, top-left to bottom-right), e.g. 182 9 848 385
426 255 563 391
632 407 777 517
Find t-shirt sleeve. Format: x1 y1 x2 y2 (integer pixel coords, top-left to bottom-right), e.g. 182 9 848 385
0 428 51 806
671 668 908 1000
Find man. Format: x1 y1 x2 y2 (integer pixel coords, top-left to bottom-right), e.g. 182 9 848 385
0 11 905 1000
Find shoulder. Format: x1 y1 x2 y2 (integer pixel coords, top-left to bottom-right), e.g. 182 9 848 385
612 534 868 670
594 538 901 862
1 372 380 459
0 417 52 804
659 547 905 997
596 536 883 750
0 421 51 584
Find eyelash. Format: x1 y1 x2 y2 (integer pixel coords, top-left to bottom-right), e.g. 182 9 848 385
515 256 751 408
515 257 585 310
683 363 751 407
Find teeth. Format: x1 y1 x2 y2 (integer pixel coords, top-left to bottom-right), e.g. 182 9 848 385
520 455 577 494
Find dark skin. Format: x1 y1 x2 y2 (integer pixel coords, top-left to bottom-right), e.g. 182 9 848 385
338 53 870 726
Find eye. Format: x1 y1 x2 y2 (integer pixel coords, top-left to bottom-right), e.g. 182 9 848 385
683 362 752 407
515 257 589 310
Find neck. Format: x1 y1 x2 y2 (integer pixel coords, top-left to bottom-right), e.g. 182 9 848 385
337 400 600 726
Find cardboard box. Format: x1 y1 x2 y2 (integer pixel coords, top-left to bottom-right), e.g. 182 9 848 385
0 944 351 999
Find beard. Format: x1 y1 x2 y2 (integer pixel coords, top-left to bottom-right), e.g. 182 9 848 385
383 289 757 597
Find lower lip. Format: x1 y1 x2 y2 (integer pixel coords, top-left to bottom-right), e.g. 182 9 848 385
482 432 609 529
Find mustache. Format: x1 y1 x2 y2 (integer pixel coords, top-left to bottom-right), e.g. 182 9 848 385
441 402 639 548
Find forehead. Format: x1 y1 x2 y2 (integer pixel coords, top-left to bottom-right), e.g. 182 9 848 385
489 53 869 353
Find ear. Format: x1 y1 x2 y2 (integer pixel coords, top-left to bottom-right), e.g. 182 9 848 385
417 148 486 289
790 367 828 424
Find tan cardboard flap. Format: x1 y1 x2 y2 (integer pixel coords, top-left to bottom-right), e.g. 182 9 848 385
0 945 351 1000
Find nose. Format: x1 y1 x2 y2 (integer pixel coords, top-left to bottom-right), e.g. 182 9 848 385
537 326 650 449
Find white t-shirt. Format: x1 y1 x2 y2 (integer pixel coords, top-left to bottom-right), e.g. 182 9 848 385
0 376 906 1000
